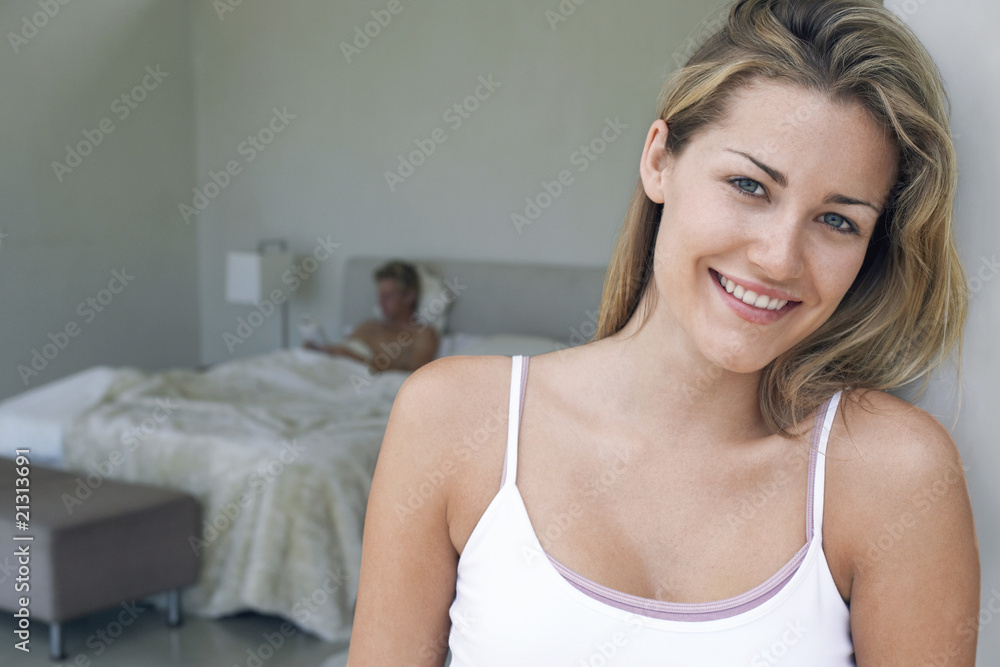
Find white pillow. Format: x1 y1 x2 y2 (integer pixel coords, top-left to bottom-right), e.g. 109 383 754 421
453 334 568 357
374 263 453 334
413 264 453 334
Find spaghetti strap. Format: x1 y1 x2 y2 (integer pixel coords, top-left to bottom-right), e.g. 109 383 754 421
499 355 529 489
809 390 843 539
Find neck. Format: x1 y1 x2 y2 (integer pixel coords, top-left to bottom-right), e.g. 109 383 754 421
386 309 416 326
588 292 771 448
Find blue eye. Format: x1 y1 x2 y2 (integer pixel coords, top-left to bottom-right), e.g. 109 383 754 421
733 178 764 195
822 212 857 235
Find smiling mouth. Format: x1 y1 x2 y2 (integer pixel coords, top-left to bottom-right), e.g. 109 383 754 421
710 269 800 313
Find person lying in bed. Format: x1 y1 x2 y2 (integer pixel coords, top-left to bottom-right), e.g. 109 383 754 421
305 260 439 373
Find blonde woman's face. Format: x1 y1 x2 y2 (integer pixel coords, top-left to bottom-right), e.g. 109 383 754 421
639 79 898 373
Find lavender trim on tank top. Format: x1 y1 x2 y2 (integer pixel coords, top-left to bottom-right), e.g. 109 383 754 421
503 355 836 621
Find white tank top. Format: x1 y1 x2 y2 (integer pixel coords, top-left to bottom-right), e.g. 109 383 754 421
447 355 855 665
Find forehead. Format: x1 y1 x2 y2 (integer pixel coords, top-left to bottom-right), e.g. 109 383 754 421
687 79 899 206
377 278 402 292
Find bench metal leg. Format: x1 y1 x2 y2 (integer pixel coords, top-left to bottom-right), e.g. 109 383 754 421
49 622 64 660
167 588 182 627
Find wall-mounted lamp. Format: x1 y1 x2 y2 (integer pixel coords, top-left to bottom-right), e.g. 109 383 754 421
225 239 292 348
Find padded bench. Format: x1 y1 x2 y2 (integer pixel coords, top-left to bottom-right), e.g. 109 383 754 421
0 456 200 659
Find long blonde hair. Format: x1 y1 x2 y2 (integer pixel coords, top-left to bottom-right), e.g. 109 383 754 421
594 0 967 437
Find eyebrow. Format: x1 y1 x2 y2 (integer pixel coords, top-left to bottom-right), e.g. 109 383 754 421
726 149 880 213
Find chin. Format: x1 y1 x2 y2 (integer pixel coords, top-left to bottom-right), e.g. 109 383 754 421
701 339 780 376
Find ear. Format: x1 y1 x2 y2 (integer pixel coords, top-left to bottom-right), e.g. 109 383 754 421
639 119 671 204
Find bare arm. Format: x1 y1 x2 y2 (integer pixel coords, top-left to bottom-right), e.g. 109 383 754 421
846 395 980 665
348 359 459 665
403 325 439 372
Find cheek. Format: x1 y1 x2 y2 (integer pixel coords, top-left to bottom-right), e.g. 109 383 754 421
654 195 742 277
809 244 867 310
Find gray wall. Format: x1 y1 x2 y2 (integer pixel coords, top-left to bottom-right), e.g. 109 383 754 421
0 0 199 401
888 0 1000 663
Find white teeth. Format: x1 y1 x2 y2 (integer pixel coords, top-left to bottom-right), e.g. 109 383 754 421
716 272 789 311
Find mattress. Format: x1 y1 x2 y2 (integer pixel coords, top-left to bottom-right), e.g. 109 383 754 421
0 365 131 466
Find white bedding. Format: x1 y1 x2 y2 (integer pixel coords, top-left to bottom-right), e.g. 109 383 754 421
54 348 407 642
0 366 126 466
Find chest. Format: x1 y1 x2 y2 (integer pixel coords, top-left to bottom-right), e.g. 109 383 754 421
511 424 837 605
366 326 418 358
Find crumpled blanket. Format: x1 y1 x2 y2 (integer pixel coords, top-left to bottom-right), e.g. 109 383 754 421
62 348 408 642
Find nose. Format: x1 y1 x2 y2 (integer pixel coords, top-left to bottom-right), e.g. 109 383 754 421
745 210 806 283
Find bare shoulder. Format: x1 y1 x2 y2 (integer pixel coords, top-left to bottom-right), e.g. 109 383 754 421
413 323 440 343
824 388 978 602
395 354 511 423
826 392 979 661
389 355 516 550
829 388 968 489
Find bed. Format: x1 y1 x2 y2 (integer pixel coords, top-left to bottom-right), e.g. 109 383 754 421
0 256 606 642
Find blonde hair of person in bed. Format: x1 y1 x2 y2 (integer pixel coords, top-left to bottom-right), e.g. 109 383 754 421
592 0 968 438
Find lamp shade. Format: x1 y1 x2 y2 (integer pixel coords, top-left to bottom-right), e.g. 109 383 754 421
225 251 292 304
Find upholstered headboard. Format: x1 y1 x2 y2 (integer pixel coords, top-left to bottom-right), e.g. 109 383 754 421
339 257 608 343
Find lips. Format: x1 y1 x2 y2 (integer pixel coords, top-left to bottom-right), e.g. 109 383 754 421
710 269 800 323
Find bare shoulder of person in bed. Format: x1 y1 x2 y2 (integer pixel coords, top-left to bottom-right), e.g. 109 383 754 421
349 354 511 666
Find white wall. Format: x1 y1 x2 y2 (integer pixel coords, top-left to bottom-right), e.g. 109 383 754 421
0 0 199 401
885 0 1000 663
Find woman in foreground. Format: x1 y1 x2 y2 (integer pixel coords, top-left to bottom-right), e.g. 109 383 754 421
349 0 980 664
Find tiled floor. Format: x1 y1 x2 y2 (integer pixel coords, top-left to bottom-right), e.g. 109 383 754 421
0 602 350 667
